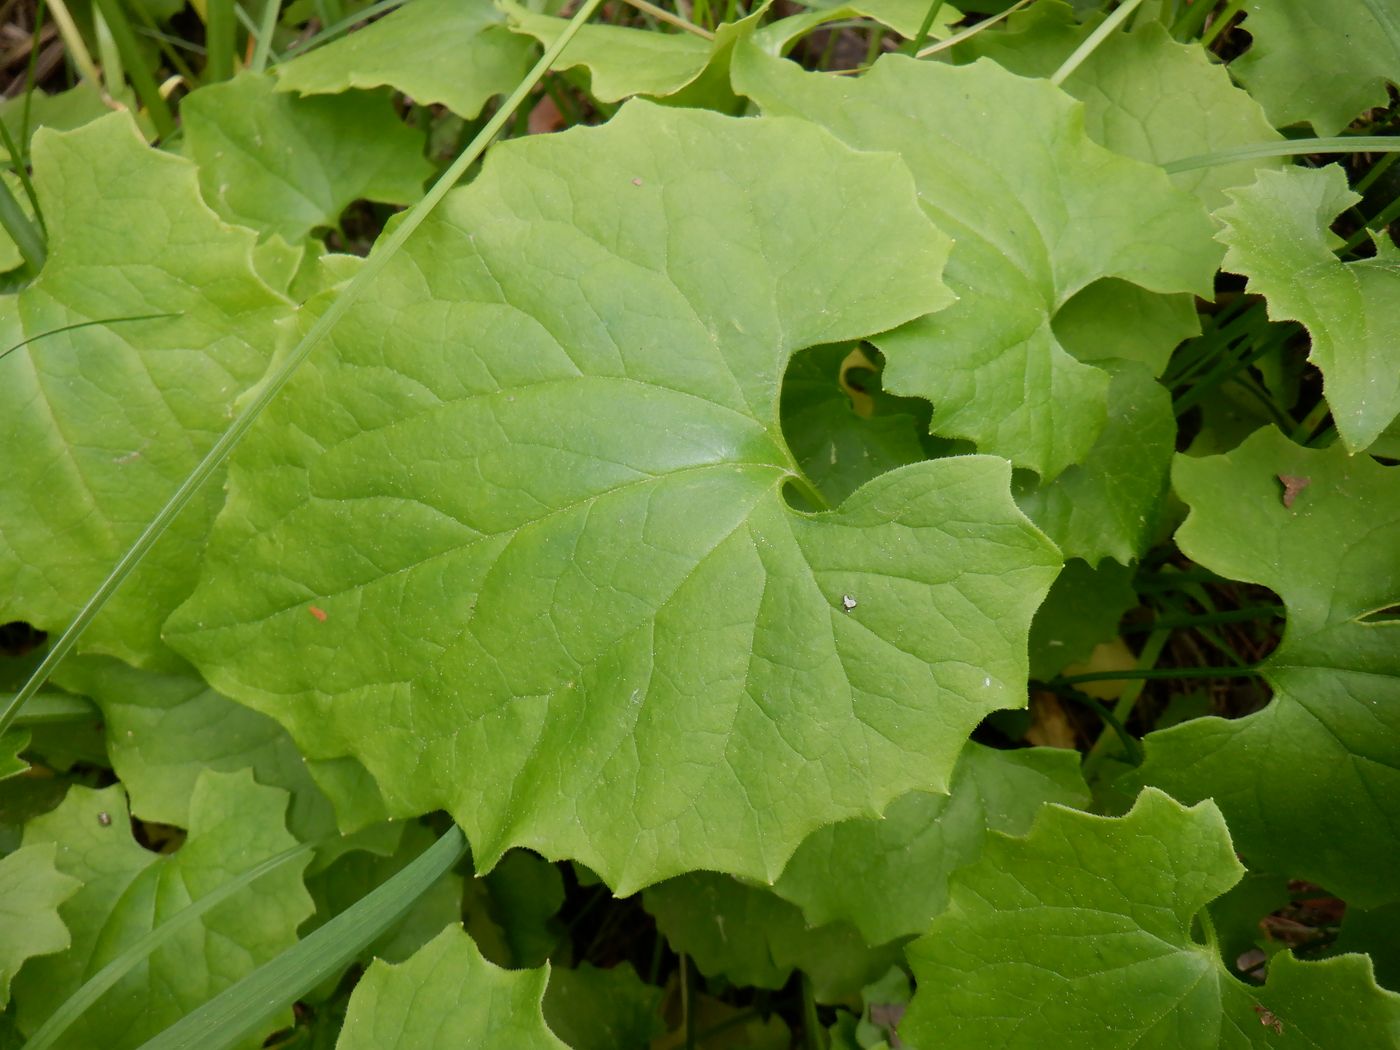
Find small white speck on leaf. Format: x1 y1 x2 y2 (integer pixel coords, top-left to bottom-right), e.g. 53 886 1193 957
97 811 112 827
841 595 857 612
983 676 992 688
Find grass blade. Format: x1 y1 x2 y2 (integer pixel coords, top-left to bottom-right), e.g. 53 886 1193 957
2 692 98 725
204 0 234 81
0 173 44 271
1164 137 1400 173
250 0 281 74
0 314 179 364
0 0 606 745
134 825 467 1050
22 841 317 1050
90 0 177 139
1051 0 1146 86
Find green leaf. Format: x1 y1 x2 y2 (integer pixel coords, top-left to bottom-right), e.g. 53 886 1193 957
167 102 1061 893
503 2 710 102
12 770 313 1049
1215 165 1400 453
902 787 1400 1047
1232 0 1400 135
183 73 432 244
542 962 664 1050
335 924 568 1049
957 2 1283 212
482 849 566 969
304 821 465 975
1028 557 1137 681
0 113 290 670
733 48 1218 479
503 5 760 109
0 843 80 1008
275 0 535 119
1014 362 1174 564
645 871 903 1002
0 729 28 781
771 743 1088 945
780 344 936 510
0 84 136 165
1052 279 1200 379
49 656 339 844
1136 427 1400 908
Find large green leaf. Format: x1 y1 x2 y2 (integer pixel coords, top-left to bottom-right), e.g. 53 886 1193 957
542 962 664 1050
0 113 290 670
1027 556 1136 680
12 770 314 1049
168 102 1060 893
50 656 339 844
644 871 902 1002
957 2 1283 212
733 48 1218 479
335 925 567 1049
183 73 432 244
771 743 1088 945
0 844 80 1008
1215 165 1400 454
1232 0 1400 135
1013 362 1174 564
1137 427 1400 907
275 0 535 119
902 788 1400 1047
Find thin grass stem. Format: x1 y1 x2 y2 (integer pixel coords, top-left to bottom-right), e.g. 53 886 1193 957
250 0 280 73
1051 0 1145 86
914 0 1033 59
204 0 235 81
618 0 713 39
42 0 102 89
1164 137 1400 174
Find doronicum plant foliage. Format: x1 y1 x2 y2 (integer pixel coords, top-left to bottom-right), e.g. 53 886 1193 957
1 0 1400 1046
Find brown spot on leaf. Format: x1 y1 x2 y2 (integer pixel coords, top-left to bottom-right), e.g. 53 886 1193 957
1253 1004 1284 1035
97 811 112 827
308 605 327 622
1278 474 1310 508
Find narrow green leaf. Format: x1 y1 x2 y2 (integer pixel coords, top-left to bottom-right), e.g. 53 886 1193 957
88 0 176 139
204 0 235 82
0 173 44 272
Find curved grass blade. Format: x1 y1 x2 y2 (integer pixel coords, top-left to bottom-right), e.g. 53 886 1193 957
1164 136 1400 174
280 0 406 58
0 0 606 742
134 824 467 1050
22 841 317 1050
0 314 179 364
